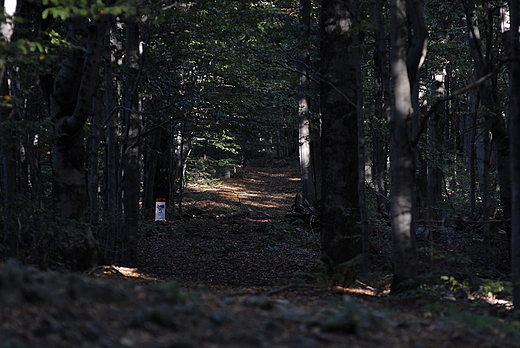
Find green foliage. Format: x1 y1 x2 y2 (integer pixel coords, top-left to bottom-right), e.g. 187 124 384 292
187 157 241 183
476 279 511 299
141 0 299 165
42 0 138 20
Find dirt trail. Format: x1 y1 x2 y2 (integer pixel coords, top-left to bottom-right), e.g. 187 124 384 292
0 164 518 347
137 164 320 287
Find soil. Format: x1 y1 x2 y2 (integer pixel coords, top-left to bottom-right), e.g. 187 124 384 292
0 163 518 347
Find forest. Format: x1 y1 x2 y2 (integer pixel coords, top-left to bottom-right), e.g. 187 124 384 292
2 0 520 346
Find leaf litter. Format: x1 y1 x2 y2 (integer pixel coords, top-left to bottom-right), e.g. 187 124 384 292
0 164 518 347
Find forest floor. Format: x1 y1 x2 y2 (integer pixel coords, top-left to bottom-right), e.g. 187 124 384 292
1 161 519 347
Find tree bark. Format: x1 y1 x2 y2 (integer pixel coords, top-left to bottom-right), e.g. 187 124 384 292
49 14 108 270
0 0 18 257
508 0 520 311
297 0 317 208
319 0 361 268
427 74 445 219
371 0 390 214
389 0 427 293
121 17 141 267
143 125 162 212
463 0 512 240
103 21 122 264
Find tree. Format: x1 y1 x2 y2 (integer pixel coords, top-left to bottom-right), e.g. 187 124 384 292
508 0 520 311
463 0 511 266
297 0 317 208
47 11 109 269
0 0 18 257
121 15 141 267
319 0 361 268
388 0 427 292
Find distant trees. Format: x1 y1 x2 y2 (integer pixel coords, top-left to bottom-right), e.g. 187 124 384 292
0 0 298 269
2 0 520 299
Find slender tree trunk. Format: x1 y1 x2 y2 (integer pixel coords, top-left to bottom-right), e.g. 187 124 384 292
508 0 520 311
389 0 427 293
143 125 162 211
0 76 17 257
427 74 445 219
468 92 478 217
121 17 141 267
482 119 491 266
103 21 122 264
88 93 101 228
298 0 316 208
371 0 390 214
352 6 369 276
464 0 511 240
0 0 18 258
319 0 361 269
172 124 191 214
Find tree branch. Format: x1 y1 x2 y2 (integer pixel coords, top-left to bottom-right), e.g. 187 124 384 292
411 63 502 146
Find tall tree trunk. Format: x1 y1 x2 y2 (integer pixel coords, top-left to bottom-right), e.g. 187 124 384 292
88 93 102 228
121 17 141 267
172 124 191 215
0 76 17 257
352 5 369 275
468 92 478 217
103 21 123 264
508 0 520 311
143 125 162 212
49 15 108 270
427 73 445 219
0 0 18 258
389 0 427 293
319 0 361 269
464 0 512 239
297 0 316 208
371 0 390 214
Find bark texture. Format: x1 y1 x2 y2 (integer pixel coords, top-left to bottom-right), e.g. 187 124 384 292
49 15 108 270
389 0 427 292
508 0 520 311
319 0 361 267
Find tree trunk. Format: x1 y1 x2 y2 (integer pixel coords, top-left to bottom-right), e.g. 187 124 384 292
319 0 361 269
103 22 121 264
0 0 18 257
0 76 17 257
143 125 162 212
297 0 317 208
464 0 512 238
427 74 445 219
352 4 369 276
371 0 390 214
172 124 191 214
88 92 102 228
121 17 141 267
389 0 427 293
49 15 108 270
508 0 520 311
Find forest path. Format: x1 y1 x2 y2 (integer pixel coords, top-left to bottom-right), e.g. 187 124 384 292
1 163 518 347
137 162 321 288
